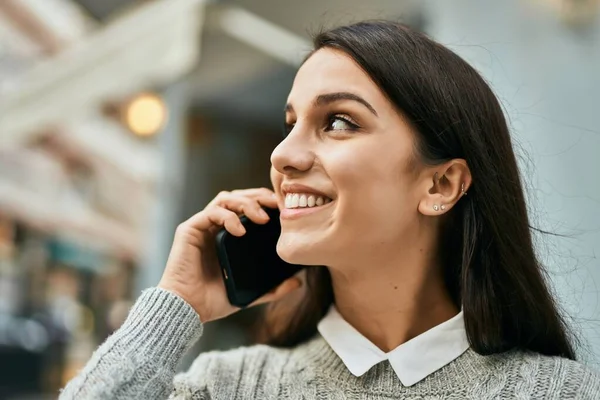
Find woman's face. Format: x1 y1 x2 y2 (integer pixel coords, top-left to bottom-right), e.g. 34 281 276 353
271 48 430 268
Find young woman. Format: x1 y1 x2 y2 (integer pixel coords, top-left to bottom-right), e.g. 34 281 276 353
60 21 600 399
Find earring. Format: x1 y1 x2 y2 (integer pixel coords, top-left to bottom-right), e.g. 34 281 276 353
433 204 440 211
441 205 446 211
461 183 467 196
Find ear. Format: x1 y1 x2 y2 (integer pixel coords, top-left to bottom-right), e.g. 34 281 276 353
418 159 472 217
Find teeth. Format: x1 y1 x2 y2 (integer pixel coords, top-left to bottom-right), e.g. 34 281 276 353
284 193 331 209
299 194 307 207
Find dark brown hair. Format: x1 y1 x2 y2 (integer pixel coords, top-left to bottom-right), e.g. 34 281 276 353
257 20 577 359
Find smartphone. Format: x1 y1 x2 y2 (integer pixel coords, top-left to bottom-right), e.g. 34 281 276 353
215 207 305 308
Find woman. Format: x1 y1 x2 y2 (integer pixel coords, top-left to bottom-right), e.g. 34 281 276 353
60 21 600 399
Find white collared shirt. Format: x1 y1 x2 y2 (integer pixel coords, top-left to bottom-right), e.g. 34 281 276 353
317 306 470 387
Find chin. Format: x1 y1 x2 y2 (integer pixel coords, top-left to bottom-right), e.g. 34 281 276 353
276 232 327 266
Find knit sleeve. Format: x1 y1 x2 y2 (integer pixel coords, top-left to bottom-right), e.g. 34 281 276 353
59 287 203 400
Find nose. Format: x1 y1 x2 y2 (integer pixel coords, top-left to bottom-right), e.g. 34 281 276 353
270 127 315 175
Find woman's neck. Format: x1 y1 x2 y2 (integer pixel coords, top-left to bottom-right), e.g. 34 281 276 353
328 255 458 353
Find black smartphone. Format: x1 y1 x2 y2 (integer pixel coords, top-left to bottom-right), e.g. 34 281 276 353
215 207 305 308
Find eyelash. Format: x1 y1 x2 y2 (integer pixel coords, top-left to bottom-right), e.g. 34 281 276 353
282 114 361 137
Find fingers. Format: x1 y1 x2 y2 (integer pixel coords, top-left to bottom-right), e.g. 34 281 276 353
231 187 277 201
215 195 270 224
211 189 277 223
250 276 303 306
183 188 277 236
214 188 278 211
184 206 246 236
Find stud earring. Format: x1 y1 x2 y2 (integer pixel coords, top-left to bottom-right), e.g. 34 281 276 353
441 205 446 211
433 204 440 211
461 183 467 196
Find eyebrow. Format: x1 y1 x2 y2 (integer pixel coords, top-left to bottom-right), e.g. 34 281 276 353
284 91 378 117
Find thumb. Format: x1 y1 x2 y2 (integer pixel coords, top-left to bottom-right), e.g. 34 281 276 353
251 276 303 306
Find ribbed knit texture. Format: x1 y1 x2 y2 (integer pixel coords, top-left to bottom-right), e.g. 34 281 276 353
60 288 600 399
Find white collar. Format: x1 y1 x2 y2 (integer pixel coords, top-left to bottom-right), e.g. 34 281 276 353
317 305 469 387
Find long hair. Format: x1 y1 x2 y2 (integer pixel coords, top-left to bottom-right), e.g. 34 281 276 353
256 20 577 359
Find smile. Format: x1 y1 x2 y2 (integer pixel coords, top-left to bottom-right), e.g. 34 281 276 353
284 193 332 209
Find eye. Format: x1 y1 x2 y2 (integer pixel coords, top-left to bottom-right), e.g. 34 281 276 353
325 114 360 132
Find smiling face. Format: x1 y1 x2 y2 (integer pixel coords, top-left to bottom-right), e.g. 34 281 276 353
270 48 431 268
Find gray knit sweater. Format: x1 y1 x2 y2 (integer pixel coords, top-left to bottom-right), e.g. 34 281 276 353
60 288 600 399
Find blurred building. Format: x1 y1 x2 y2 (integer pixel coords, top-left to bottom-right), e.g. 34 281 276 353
0 0 598 398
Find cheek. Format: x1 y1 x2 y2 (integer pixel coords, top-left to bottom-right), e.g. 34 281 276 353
330 144 411 204
328 145 417 237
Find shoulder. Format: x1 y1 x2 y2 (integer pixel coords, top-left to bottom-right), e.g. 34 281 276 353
502 350 600 380
172 343 296 397
474 350 600 399
530 353 600 394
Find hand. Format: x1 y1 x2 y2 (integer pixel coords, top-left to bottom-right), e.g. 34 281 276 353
158 188 302 322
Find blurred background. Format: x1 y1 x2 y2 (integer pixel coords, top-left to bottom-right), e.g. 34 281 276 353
0 0 599 398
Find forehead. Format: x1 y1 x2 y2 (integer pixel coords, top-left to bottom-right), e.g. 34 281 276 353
288 48 385 107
